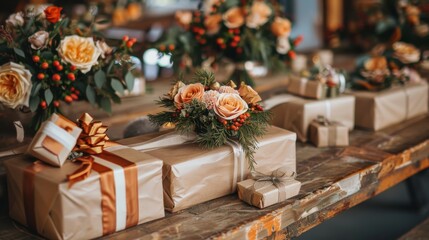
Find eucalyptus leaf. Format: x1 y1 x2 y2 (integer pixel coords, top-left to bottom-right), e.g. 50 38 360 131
31 82 41 96
41 51 53 60
86 85 96 105
100 97 112 113
29 95 40 112
94 70 106 89
111 78 125 94
125 71 135 90
44 89 53 105
14 48 25 58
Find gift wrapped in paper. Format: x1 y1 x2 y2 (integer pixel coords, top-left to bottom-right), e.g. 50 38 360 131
120 126 297 212
287 76 326 99
309 116 349 147
27 113 82 167
348 82 428 131
237 169 301 208
269 95 355 142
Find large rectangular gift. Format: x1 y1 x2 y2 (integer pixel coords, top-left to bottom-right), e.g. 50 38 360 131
5 145 165 240
348 82 428 131
269 95 355 142
287 75 325 99
120 126 297 212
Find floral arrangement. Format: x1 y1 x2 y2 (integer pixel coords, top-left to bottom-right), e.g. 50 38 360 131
303 65 347 97
0 5 137 130
155 0 303 87
352 41 422 91
149 70 271 169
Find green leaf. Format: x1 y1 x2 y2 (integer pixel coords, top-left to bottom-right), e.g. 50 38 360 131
125 71 135 90
111 78 125 94
29 95 40 112
44 88 53 105
86 85 96 105
41 51 53 60
100 97 112 113
94 70 106 89
96 19 110 24
14 48 25 58
31 82 41 97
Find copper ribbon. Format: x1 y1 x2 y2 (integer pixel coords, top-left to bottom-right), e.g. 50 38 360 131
23 161 45 232
249 168 297 203
74 113 109 155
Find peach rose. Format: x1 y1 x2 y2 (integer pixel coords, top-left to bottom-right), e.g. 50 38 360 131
57 35 102 73
271 17 291 37
246 1 272 29
204 14 222 35
175 10 193 29
392 42 421 64
174 83 205 108
214 93 248 120
223 7 245 29
405 5 420 25
238 83 261 104
0 62 32 109
44 6 62 23
361 57 390 83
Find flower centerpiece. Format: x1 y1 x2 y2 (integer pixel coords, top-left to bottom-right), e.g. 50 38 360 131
352 41 422 91
156 0 302 87
149 70 271 169
0 6 137 130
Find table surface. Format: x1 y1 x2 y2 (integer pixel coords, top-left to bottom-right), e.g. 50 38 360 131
0 55 428 239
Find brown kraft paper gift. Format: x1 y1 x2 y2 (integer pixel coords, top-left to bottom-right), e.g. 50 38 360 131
287 75 325 99
269 95 355 142
309 120 349 147
348 82 428 131
120 125 297 212
5 145 164 240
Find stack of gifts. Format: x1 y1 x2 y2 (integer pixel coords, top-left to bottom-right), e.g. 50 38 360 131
349 42 428 130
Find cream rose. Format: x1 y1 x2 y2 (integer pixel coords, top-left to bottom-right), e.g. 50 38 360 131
223 7 245 29
28 31 49 50
204 14 222 35
361 57 390 83
246 1 272 29
6 12 25 27
392 42 421 64
168 81 185 99
57 35 102 73
174 83 205 108
276 36 291 54
175 10 193 29
0 62 32 109
214 93 248 120
238 83 261 104
96 40 113 59
271 17 291 37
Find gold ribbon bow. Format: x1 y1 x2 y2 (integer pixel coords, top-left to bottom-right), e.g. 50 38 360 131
250 168 296 202
74 113 109 155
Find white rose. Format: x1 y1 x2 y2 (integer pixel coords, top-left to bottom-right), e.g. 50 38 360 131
0 62 32 109
28 31 49 50
276 36 291 54
96 40 113 59
246 1 272 29
57 35 102 73
393 42 421 64
6 12 25 27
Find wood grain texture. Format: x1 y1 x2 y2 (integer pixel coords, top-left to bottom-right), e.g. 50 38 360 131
399 217 429 240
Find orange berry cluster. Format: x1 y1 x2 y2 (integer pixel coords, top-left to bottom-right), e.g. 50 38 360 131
220 112 251 131
216 28 243 54
33 55 77 83
250 104 263 112
158 43 175 52
122 35 137 48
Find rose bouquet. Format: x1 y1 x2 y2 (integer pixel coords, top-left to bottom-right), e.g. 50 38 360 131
149 70 270 169
352 42 422 91
0 6 137 130
156 0 302 87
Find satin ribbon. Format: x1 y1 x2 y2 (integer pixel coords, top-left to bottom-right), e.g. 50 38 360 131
245 168 297 203
324 101 332 120
74 113 109 155
43 121 77 152
129 131 246 192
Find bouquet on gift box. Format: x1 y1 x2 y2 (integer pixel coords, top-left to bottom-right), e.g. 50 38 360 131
352 41 422 91
0 5 137 130
155 0 303 87
149 70 271 169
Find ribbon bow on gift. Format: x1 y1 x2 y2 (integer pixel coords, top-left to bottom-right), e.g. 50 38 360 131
315 115 334 126
67 113 109 187
250 168 297 202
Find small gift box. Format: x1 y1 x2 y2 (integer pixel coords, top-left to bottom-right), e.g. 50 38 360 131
120 126 297 212
287 76 326 99
27 113 82 167
348 82 428 131
309 116 349 147
237 169 301 208
5 114 165 240
269 94 355 142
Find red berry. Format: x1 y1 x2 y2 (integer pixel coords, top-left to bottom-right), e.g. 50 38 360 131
67 73 75 81
233 36 240 42
130 38 137 43
64 95 73 103
230 42 237 48
52 60 60 67
236 47 243 54
40 101 47 109
52 74 61 82
71 93 78 100
168 44 175 51
233 29 240 34
126 41 134 48
216 38 224 45
70 87 75 91
122 35 129 41
41 62 49 69
32 56 40 63
56 65 63 71
74 90 80 95
70 65 76 71
37 73 45 80
288 50 296 59
53 101 60 108
198 29 205 35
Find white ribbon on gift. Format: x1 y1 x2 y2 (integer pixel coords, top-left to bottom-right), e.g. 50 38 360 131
299 78 309 96
128 131 246 192
43 121 76 151
324 101 332 120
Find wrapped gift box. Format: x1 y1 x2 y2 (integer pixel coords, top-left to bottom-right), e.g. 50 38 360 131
27 113 82 167
309 119 349 147
287 76 325 99
120 126 296 212
270 95 355 142
5 145 164 240
237 178 301 208
348 82 428 131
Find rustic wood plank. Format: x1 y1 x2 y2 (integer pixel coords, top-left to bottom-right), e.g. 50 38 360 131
399 216 429 240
